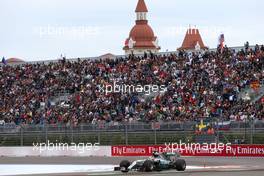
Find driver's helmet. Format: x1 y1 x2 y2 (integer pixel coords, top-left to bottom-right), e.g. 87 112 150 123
152 151 159 158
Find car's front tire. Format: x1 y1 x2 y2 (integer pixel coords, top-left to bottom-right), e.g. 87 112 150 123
119 160 130 173
174 159 186 171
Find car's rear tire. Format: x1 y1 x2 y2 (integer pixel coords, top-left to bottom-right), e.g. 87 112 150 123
142 160 154 172
119 160 130 173
174 159 186 171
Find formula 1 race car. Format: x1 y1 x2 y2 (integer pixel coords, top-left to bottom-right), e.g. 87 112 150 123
114 151 186 173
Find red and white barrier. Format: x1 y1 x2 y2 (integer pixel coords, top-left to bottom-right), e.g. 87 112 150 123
1 144 264 157
111 144 264 157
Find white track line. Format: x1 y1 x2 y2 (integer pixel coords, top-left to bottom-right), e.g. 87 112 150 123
0 164 245 176
0 165 115 176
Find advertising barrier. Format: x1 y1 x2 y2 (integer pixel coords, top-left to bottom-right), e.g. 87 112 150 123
111 144 264 157
1 144 264 157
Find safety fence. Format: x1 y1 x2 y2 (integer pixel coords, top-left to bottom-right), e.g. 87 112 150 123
1 121 264 146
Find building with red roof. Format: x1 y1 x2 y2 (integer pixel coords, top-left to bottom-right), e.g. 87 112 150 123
99 53 116 60
178 27 208 51
123 0 160 55
6 58 25 64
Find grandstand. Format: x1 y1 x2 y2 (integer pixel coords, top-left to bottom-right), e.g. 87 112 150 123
0 44 263 126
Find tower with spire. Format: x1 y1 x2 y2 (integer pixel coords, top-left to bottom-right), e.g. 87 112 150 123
123 0 160 55
178 26 208 51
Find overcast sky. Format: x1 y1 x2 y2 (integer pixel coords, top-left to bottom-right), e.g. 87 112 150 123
0 0 263 61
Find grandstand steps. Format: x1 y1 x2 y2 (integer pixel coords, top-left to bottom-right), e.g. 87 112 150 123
238 83 264 103
50 93 70 104
252 86 264 103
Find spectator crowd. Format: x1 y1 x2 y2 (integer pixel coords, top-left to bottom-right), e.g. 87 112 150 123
0 44 264 126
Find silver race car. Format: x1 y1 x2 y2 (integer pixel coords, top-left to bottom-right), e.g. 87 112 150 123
114 151 186 173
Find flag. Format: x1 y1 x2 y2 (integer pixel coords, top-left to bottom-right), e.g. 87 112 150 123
216 121 231 131
218 34 225 53
1 57 7 65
